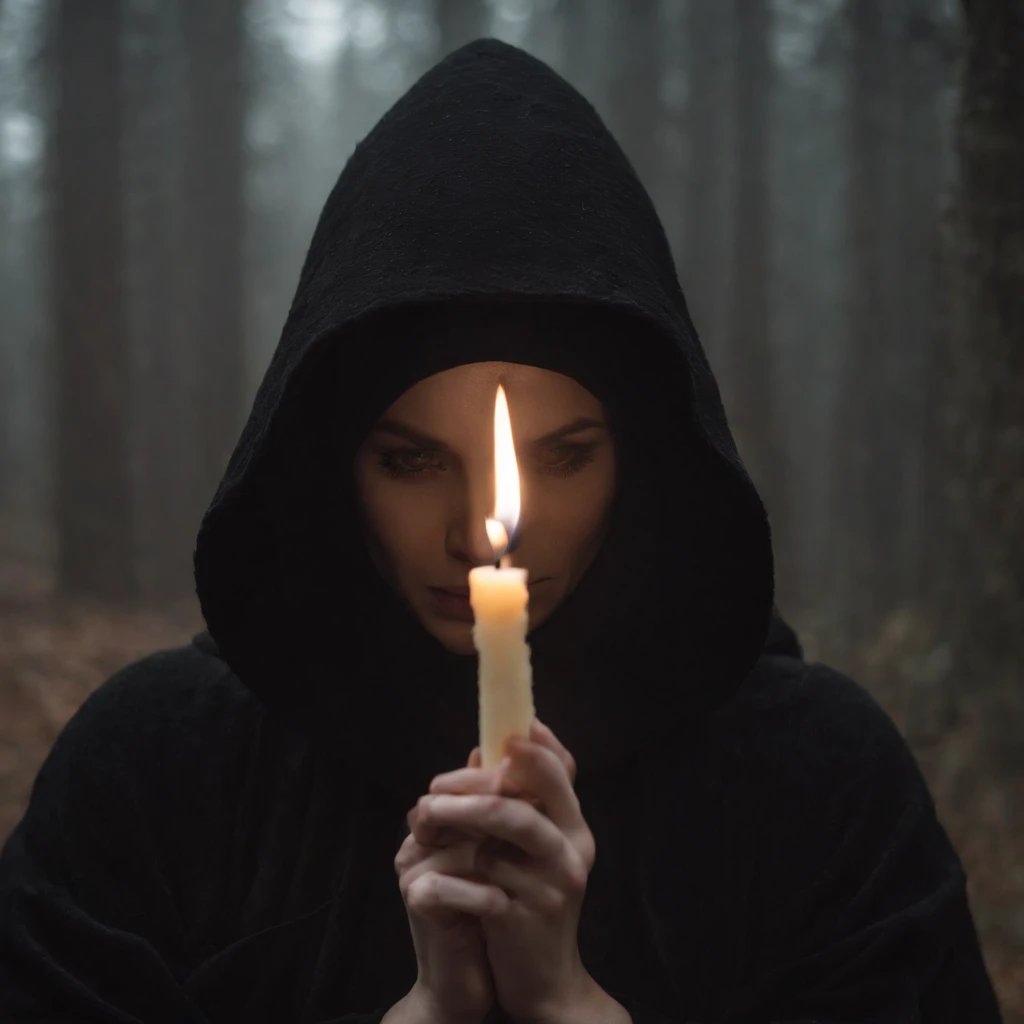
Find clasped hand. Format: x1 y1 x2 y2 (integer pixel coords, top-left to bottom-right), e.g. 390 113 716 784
393 719 619 1024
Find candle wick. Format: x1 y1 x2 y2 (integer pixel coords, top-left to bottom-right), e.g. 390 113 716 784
494 559 501 570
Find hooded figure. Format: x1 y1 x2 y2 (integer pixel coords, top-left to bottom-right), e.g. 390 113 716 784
0 40 1001 1024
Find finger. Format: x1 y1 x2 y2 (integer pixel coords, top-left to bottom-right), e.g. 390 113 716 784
429 763 507 796
529 719 576 783
502 738 583 833
408 802 476 849
396 832 480 883
468 746 482 768
419 793 565 862
476 846 590 913
405 870 509 919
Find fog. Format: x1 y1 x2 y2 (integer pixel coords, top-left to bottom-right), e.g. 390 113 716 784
1 0 1021 1014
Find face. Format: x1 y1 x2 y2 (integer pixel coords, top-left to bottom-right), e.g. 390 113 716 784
354 362 617 654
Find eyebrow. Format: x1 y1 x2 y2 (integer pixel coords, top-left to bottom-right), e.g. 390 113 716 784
370 414 607 448
534 416 607 445
371 419 448 448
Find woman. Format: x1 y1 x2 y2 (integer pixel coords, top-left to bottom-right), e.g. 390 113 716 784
0 40 1001 1024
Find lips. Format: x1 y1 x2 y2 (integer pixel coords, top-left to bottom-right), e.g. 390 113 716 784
432 579 548 596
428 587 474 622
428 579 548 623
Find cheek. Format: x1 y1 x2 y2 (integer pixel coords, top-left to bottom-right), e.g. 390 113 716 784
357 475 444 572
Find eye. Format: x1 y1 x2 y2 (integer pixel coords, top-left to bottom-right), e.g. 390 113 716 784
537 442 598 478
378 449 446 478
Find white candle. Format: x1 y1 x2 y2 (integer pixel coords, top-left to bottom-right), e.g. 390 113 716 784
468 386 535 769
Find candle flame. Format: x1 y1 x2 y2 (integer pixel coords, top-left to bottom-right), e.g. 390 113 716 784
486 519 508 553
487 384 520 560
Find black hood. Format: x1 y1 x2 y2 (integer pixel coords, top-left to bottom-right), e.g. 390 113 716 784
194 40 775 804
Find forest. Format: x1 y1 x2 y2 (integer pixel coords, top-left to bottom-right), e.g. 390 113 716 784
0 0 1021 1016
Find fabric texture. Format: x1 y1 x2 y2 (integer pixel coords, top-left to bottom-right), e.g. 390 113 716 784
0 38 1003 1024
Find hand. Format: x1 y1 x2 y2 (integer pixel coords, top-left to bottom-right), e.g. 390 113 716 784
423 721 626 1023
389 748 508 1024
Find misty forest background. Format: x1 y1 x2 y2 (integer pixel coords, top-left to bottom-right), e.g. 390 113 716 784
1 0 1022 1015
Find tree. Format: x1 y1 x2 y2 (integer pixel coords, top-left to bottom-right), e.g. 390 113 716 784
179 1 246 552
895 0 949 603
725 0 797 615
52 0 135 600
827 0 891 648
937 0 1024 761
0 139 16 539
121 1 246 602
125 0 194 601
682 0 731 360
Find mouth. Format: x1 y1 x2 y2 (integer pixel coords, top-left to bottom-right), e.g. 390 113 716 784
428 578 550 623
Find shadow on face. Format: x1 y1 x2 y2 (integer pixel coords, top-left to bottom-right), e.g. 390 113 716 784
354 361 617 654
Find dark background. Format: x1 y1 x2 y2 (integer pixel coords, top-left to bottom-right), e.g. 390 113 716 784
0 0 1021 1016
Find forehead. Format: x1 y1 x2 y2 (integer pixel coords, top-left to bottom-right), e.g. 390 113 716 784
384 362 603 426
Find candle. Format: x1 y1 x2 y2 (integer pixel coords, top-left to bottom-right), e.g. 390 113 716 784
469 385 535 769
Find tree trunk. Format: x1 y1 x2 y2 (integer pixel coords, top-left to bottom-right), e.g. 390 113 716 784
682 0 732 365
896 0 948 604
52 0 135 600
125 0 196 601
828 0 887 650
939 0 1024 764
868 0 911 615
179 1 246 544
725 0 796 615
0 157 14 536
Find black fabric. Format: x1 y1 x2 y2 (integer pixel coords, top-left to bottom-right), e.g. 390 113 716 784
0 38 1002 1024
191 30 775 807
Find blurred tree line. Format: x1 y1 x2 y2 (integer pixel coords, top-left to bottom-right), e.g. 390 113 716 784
51 0 246 600
929 0 1023 802
1 0 1020 801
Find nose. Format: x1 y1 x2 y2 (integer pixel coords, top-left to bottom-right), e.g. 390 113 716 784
445 467 495 568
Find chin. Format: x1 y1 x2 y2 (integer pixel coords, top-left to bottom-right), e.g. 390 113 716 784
430 620 478 656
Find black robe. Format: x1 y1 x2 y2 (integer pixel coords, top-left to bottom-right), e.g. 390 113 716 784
0 39 1002 1024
